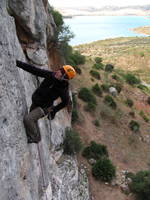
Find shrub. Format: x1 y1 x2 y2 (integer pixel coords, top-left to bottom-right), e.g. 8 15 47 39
139 111 149 122
82 141 108 160
74 65 82 74
92 63 104 70
104 95 117 109
130 170 150 200
129 120 140 132
114 83 122 93
93 120 100 127
137 84 148 91
67 57 77 67
92 84 103 97
63 128 83 155
71 94 79 123
95 57 103 63
71 110 79 123
110 83 122 93
147 97 150 105
51 9 64 27
125 73 141 85
125 98 134 107
78 87 97 105
84 102 96 113
129 111 135 118
111 74 120 81
90 70 101 80
92 158 116 182
69 50 85 65
100 104 117 123
101 84 110 92
140 52 145 57
105 64 114 72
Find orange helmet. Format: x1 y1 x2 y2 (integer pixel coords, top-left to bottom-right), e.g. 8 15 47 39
63 65 76 79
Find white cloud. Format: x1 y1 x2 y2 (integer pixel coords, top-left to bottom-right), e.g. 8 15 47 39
49 0 150 7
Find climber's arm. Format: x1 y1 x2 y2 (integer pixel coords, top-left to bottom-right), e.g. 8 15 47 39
49 90 69 120
16 60 53 79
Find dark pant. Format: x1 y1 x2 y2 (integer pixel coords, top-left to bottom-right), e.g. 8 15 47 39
23 104 45 143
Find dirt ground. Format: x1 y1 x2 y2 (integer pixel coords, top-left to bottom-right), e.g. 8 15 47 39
73 90 150 200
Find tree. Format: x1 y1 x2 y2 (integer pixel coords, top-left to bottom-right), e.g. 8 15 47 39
50 7 74 60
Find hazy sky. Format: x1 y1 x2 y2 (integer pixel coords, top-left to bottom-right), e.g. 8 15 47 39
49 0 150 7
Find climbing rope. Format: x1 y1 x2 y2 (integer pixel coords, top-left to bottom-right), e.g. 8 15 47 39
37 143 49 200
34 76 54 199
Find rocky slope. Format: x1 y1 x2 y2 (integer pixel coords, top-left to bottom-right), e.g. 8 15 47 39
0 0 90 200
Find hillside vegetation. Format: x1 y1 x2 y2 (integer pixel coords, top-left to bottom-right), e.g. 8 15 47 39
71 36 150 200
75 37 150 84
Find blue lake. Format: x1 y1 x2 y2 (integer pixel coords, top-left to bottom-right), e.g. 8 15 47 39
64 16 150 46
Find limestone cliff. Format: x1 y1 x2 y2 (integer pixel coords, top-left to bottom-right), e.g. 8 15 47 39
0 0 90 199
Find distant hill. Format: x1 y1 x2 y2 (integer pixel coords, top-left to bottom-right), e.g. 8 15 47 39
56 5 150 16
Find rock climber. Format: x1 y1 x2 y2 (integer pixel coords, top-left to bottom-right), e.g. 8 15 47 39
16 60 76 143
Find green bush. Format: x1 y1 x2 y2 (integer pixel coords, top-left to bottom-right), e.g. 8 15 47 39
92 158 116 182
67 56 77 67
105 64 114 72
93 120 100 127
78 87 97 105
129 120 140 132
104 95 117 109
63 128 83 155
71 110 79 123
147 97 150 105
125 73 141 85
139 111 149 122
51 9 64 27
125 98 134 107
140 52 145 57
110 83 122 93
92 84 103 97
101 84 110 92
129 111 135 118
69 50 85 65
90 70 101 80
137 84 148 92
111 74 120 81
92 63 104 70
71 94 79 123
84 102 96 113
74 65 82 74
130 170 150 200
95 57 103 63
82 141 108 160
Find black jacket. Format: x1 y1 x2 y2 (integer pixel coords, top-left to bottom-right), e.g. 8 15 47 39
16 61 69 113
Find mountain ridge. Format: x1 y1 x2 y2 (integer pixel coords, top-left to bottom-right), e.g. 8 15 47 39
56 5 150 16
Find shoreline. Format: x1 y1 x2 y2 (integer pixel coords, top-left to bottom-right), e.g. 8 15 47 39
131 26 150 35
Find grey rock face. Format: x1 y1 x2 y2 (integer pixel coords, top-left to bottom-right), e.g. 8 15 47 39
7 0 47 46
0 0 90 200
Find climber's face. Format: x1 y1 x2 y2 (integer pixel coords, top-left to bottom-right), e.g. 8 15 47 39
54 69 68 81
54 70 62 80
